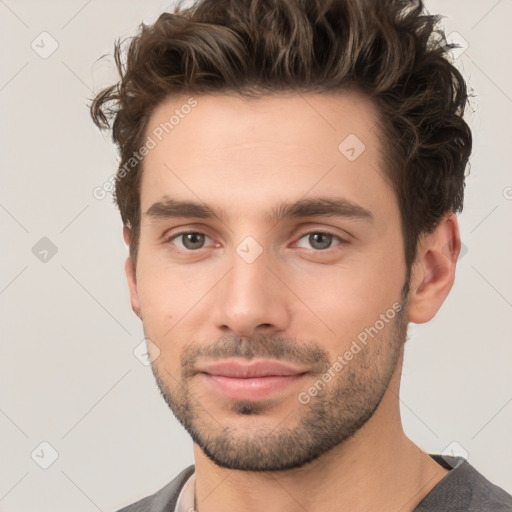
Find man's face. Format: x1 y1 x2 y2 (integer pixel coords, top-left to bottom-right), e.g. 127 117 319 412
129 92 410 471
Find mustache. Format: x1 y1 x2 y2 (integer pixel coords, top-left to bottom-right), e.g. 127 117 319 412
181 334 331 377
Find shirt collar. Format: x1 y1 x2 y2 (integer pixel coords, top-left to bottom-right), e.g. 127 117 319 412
175 471 195 512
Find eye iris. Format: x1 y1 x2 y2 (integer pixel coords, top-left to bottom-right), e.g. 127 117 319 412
309 233 332 250
182 233 205 250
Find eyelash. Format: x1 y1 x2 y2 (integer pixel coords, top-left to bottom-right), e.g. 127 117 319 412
165 230 348 252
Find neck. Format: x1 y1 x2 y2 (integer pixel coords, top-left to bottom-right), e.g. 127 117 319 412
192 357 448 512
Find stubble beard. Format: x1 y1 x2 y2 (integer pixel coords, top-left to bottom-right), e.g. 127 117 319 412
150 289 410 472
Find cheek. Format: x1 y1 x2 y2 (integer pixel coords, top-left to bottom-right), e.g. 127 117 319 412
136 271 187 375
136 248 194 315
285 244 405 350
135 259 181 343
135 254 218 353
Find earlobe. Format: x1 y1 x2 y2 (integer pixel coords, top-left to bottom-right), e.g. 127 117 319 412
407 214 461 324
125 256 142 320
123 226 142 320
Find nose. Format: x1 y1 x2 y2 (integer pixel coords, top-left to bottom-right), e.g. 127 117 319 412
211 244 291 338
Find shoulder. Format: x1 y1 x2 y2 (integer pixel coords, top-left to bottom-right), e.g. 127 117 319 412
415 455 512 511
115 465 195 512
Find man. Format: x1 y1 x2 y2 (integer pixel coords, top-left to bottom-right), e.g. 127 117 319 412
91 0 512 510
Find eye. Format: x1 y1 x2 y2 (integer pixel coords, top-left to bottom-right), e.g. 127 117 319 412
295 231 347 251
167 231 214 251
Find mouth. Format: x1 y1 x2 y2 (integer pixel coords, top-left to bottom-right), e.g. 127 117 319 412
196 359 309 401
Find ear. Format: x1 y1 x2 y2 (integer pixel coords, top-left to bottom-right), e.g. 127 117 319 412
407 214 461 324
123 226 142 320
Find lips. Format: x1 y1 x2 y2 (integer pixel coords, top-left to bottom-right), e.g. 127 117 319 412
197 359 306 378
196 359 308 401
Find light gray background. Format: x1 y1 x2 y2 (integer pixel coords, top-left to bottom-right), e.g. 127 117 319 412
1 1 511 510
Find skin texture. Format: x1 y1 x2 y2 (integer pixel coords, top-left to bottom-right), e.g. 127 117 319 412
123 91 461 511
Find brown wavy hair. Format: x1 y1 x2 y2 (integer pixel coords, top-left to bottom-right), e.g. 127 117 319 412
90 0 472 276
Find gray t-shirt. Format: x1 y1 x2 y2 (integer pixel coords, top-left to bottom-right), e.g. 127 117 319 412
116 455 512 511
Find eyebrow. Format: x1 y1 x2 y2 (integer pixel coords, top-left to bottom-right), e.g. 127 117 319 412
144 196 374 224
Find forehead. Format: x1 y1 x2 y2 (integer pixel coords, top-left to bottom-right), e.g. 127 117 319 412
139 91 394 222
145 90 381 154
